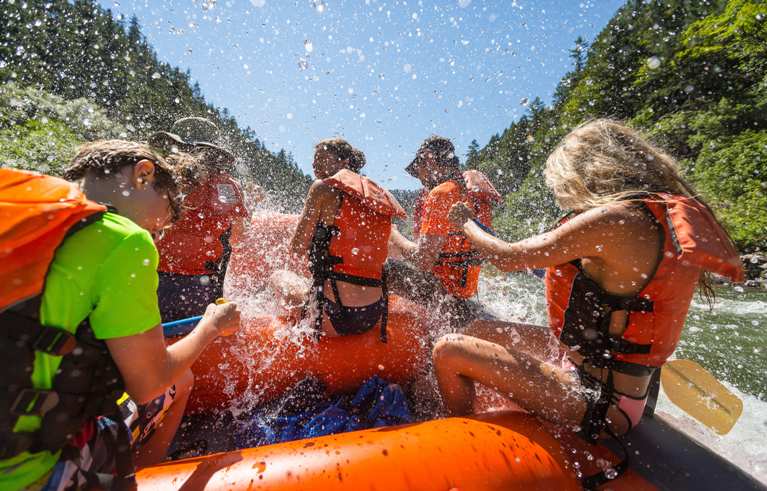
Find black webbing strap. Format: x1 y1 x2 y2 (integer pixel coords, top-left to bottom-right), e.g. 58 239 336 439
576 369 631 489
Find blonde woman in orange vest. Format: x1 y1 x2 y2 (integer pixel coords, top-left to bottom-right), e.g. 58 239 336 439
432 119 743 487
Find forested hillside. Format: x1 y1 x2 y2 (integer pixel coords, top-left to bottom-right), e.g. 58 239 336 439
0 0 311 209
467 0 766 251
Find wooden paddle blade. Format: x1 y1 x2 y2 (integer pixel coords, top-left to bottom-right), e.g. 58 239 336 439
661 359 743 435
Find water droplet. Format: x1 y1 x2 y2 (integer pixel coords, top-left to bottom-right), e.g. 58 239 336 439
311 0 326 13
151 72 161 79
121 190 130 197
304 40 314 53
646 56 661 69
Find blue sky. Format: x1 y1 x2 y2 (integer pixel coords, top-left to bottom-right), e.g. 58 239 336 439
100 0 625 189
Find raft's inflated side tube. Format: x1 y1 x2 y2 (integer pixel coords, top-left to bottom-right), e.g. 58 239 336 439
137 411 655 490
183 295 428 413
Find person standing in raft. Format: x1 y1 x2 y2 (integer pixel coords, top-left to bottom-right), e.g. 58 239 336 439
150 117 250 322
387 136 502 330
432 120 744 487
277 138 406 340
0 141 241 491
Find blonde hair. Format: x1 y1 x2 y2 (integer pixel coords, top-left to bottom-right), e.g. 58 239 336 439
544 119 697 211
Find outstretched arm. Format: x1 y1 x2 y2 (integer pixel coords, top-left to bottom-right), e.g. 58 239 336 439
107 302 240 404
389 225 445 271
449 202 640 272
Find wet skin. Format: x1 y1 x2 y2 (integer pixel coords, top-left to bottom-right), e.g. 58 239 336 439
434 202 664 435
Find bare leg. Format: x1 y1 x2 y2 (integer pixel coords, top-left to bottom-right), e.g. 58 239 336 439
462 319 567 360
133 368 194 468
432 333 587 426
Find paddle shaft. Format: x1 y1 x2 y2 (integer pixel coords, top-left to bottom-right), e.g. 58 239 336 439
162 315 202 337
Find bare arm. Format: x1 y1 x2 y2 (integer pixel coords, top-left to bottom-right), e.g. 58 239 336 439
107 302 240 404
388 226 445 271
450 202 648 272
288 180 339 268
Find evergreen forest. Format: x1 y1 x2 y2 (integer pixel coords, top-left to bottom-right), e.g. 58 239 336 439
0 0 311 209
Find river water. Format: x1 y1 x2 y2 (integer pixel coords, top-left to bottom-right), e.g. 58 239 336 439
477 272 767 484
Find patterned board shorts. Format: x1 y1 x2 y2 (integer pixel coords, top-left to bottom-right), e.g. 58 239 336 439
32 385 176 491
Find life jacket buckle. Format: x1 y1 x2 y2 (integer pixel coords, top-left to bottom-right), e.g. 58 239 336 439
10 388 61 417
32 326 77 356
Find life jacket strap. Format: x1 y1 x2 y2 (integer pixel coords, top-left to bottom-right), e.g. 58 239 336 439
575 368 631 489
308 222 388 342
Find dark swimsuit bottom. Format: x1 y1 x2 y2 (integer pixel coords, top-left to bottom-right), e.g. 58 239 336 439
322 295 386 335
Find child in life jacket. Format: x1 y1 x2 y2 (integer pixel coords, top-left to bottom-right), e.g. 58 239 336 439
0 141 241 491
431 120 744 488
274 139 405 341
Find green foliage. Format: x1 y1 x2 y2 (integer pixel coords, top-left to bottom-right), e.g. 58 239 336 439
0 0 311 210
471 0 766 251
0 83 126 174
692 131 767 247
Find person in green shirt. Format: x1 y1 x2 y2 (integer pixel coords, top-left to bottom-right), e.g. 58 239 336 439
0 140 241 490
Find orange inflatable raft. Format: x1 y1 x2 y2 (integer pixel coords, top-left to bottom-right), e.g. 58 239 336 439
146 211 760 491
137 411 655 490
183 295 428 413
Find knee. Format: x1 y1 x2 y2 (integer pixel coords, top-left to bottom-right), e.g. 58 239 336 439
432 334 468 366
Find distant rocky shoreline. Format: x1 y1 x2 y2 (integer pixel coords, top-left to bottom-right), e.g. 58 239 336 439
741 253 767 289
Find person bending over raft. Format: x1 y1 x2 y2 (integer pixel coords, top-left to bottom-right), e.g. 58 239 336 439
0 142 241 491
388 136 501 329
432 119 744 486
283 138 406 340
150 117 250 322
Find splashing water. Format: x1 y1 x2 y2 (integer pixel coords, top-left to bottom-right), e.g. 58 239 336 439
215 212 765 483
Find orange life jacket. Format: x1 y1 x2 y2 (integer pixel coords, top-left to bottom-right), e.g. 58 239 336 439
0 168 106 309
323 169 406 280
309 169 406 341
545 194 744 369
0 169 133 483
430 171 501 299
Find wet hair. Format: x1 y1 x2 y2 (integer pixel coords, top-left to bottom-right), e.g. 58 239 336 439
543 119 700 211
349 148 366 172
545 119 725 305
64 140 182 219
315 138 354 166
